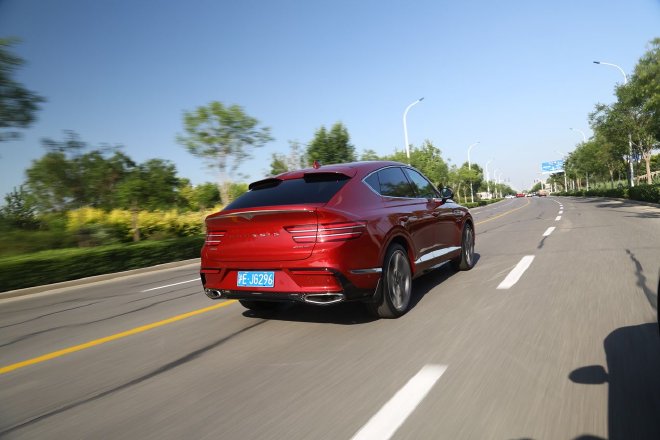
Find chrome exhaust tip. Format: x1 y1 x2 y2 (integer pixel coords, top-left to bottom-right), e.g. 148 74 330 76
303 293 345 305
204 288 222 299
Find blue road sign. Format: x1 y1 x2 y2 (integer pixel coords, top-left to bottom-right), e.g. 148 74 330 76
541 160 564 173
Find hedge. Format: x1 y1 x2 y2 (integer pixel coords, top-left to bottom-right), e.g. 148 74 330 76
0 236 204 292
464 198 504 209
556 183 659 204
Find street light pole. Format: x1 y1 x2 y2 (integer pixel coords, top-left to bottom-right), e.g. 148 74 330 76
593 61 634 187
467 141 479 203
485 159 493 199
403 97 424 164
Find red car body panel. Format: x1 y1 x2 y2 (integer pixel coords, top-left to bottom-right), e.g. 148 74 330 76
200 161 473 305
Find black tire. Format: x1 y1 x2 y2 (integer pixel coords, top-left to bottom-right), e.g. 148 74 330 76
452 222 475 271
368 244 412 319
239 300 280 312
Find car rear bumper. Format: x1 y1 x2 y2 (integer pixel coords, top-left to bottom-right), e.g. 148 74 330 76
200 268 380 305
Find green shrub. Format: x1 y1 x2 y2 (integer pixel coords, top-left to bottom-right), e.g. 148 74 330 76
628 184 660 203
0 236 204 292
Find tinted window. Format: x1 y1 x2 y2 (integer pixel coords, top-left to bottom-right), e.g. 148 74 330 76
377 167 416 198
404 168 438 198
226 174 349 209
364 172 380 193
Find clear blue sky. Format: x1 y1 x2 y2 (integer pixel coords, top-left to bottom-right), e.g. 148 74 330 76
1 0 658 197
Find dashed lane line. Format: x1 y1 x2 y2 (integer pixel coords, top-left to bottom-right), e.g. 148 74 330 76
497 256 536 290
350 364 448 440
141 279 198 292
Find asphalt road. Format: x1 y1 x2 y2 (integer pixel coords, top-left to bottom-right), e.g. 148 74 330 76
1 197 659 439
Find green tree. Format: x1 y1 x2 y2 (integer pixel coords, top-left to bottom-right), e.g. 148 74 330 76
628 38 660 140
177 101 273 204
269 140 307 175
25 132 133 211
0 38 45 142
360 149 381 161
384 140 449 187
178 179 220 211
0 186 38 229
306 122 356 165
115 159 180 241
269 153 288 176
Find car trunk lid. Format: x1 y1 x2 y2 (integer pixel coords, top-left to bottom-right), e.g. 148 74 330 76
204 207 319 262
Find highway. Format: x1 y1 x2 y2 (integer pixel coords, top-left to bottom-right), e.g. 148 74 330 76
1 197 659 439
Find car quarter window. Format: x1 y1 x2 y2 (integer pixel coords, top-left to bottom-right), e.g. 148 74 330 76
403 168 439 199
375 167 416 198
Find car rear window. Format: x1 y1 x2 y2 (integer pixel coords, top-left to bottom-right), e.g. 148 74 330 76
225 173 350 209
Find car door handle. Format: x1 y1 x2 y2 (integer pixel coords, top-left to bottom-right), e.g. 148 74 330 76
431 211 441 217
400 216 409 223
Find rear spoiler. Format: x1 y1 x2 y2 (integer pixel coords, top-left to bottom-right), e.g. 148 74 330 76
248 171 353 191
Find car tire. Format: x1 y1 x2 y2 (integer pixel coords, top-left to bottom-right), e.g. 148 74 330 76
239 300 280 312
452 222 475 271
368 244 412 319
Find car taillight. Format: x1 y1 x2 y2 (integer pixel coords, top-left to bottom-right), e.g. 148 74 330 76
284 224 317 243
285 222 366 243
205 231 225 245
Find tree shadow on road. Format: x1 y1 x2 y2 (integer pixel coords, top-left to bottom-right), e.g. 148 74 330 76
569 323 660 440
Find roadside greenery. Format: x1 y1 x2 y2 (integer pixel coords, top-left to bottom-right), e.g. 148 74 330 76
0 236 204 292
547 38 659 199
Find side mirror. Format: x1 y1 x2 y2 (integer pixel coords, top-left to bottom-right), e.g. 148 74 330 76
440 187 454 201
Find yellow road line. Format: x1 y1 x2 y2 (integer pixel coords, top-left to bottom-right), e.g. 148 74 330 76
475 198 531 225
0 300 237 375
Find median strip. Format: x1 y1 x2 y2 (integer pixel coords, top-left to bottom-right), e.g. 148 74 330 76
0 300 237 375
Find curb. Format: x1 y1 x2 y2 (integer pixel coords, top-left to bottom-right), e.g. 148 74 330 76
0 258 201 301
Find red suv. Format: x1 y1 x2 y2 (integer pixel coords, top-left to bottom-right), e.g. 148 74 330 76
201 161 475 318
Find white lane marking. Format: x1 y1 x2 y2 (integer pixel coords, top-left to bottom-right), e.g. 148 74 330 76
141 279 198 292
351 364 447 440
555 216 561 221
558 210 563 215
497 256 535 290
543 227 555 237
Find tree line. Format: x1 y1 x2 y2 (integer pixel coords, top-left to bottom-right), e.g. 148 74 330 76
550 38 660 191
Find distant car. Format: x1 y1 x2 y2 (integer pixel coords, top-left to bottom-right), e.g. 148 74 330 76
505 194 515 199
200 161 475 318
516 193 525 198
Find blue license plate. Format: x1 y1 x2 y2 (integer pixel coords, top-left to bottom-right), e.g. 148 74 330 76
237 271 275 288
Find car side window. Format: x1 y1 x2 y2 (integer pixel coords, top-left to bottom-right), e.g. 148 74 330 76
376 167 416 198
403 168 439 199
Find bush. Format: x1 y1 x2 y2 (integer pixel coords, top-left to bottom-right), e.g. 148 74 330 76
629 184 660 203
0 236 204 292
556 183 659 203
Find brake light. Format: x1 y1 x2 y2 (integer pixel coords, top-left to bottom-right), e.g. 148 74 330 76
205 231 225 245
285 222 366 243
284 224 317 243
